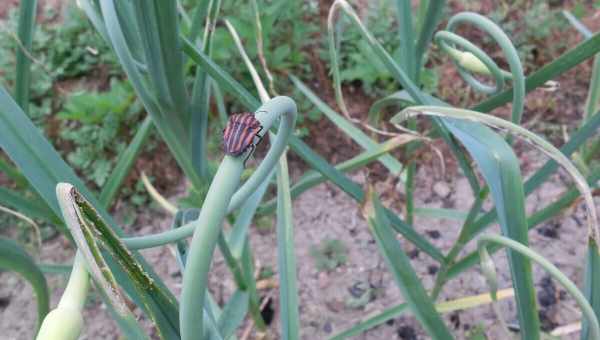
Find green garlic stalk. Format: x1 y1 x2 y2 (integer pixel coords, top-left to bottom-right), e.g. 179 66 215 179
180 96 297 340
36 252 89 340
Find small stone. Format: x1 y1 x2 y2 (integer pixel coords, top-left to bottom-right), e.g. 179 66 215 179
318 272 330 288
397 325 417 340
0 296 10 309
348 282 367 298
426 230 441 239
325 299 344 313
537 224 559 239
323 321 333 334
395 180 406 195
450 312 461 329
538 276 557 307
433 181 451 198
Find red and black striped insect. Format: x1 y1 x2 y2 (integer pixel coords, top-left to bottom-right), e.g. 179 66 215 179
223 112 264 163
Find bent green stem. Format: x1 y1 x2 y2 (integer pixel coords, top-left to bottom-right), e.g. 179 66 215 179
123 96 296 250
180 96 297 340
435 12 525 124
477 234 600 340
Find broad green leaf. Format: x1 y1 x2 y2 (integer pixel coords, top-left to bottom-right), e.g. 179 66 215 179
439 119 540 339
0 236 49 332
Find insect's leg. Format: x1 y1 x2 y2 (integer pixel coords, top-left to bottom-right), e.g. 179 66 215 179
255 126 264 145
243 144 256 167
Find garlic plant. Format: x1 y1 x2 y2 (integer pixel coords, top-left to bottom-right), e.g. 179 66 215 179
1 1 600 339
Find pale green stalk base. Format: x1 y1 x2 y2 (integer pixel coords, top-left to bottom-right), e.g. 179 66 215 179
36 252 89 340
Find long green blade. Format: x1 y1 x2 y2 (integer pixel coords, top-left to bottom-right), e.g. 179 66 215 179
96 0 201 188
0 237 49 333
259 136 409 214
0 83 179 339
100 116 153 207
0 84 97 216
0 187 60 225
448 168 600 280
457 110 600 248
473 31 600 113
291 76 404 175
181 41 444 263
414 0 446 75
15 0 38 114
189 0 222 181
443 119 540 339
131 0 189 134
366 190 453 339
582 240 600 340
330 303 408 340
395 0 416 80
217 290 248 339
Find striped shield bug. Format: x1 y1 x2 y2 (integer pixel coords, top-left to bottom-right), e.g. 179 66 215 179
223 112 264 163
